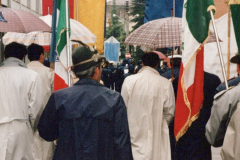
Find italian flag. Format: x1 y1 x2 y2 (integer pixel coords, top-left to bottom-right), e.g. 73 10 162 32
174 0 215 141
229 0 240 56
53 0 71 91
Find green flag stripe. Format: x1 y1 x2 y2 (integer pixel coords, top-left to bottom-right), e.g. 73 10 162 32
230 5 240 57
56 0 71 56
186 0 214 43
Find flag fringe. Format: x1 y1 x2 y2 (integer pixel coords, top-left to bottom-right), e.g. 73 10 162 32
175 26 211 141
175 107 202 141
55 28 74 80
55 28 69 72
56 28 67 57
229 0 240 4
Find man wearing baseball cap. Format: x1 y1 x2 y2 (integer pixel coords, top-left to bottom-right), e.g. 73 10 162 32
215 53 240 93
38 45 133 160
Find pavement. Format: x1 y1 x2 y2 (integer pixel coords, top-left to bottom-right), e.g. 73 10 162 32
212 147 222 160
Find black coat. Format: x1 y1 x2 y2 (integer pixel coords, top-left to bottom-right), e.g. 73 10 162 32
38 79 133 160
172 72 221 160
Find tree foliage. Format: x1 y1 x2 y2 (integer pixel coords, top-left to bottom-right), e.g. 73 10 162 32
130 0 145 30
129 0 146 63
106 0 146 62
106 0 126 57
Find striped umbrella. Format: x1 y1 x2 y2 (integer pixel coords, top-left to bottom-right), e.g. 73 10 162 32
40 14 96 44
0 7 50 33
125 17 182 49
2 15 97 46
3 31 51 46
125 17 221 49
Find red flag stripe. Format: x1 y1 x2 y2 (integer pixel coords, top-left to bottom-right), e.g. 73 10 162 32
53 73 68 92
174 46 204 141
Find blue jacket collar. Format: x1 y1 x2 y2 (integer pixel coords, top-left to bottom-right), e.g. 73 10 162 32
74 78 103 87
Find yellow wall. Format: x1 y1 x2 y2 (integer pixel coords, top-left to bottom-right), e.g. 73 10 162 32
74 0 105 54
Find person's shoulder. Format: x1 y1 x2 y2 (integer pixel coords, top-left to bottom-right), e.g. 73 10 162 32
161 69 171 77
123 72 139 82
22 68 42 83
159 74 172 82
204 72 220 80
52 86 73 97
228 76 240 84
215 84 240 100
98 85 122 98
204 72 221 86
25 67 39 76
216 76 240 92
39 64 53 72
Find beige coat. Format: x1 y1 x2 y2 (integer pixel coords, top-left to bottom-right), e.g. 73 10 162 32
0 58 42 160
221 102 240 160
121 66 175 160
27 61 55 160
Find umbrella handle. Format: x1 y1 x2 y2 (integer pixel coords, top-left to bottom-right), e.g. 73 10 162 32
171 48 174 80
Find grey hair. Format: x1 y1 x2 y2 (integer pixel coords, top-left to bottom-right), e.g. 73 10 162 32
74 65 96 79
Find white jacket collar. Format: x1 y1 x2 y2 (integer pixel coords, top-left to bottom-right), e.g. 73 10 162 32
138 66 159 75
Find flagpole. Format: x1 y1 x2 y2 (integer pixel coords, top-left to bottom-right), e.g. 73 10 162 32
227 3 231 79
171 8 175 81
65 0 72 87
210 10 229 90
173 0 175 17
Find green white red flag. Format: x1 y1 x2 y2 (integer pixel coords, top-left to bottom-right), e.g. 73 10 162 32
174 0 215 141
53 0 71 91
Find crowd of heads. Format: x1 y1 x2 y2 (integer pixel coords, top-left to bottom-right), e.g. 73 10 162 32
4 42 44 62
4 42 27 60
4 42 182 88
27 43 44 61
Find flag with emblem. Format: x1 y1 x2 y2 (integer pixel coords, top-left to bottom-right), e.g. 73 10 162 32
174 0 215 141
53 0 71 91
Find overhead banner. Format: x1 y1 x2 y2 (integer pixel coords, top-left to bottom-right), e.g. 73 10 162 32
144 0 184 23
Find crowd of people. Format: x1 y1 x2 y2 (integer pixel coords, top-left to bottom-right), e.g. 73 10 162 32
101 54 175 93
1 42 240 160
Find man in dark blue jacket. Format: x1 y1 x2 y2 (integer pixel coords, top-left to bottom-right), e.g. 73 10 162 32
38 45 133 160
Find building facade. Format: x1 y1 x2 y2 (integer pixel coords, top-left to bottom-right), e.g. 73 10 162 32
1 0 42 16
106 0 136 33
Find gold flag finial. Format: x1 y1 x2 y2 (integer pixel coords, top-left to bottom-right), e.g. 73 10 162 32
229 0 240 4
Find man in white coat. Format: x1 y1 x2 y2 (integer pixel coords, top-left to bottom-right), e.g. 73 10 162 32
0 42 42 160
121 52 175 160
27 43 54 160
